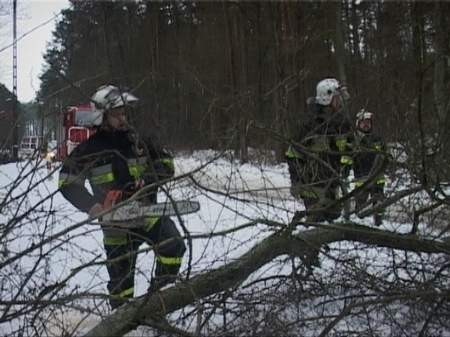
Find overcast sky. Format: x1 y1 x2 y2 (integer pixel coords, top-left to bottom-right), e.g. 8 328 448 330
0 0 70 103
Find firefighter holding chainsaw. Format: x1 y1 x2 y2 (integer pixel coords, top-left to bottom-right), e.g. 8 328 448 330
58 85 186 309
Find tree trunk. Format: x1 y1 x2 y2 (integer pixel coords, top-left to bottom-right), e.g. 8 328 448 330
225 1 248 162
432 1 449 123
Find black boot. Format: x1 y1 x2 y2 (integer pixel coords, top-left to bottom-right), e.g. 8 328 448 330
148 263 180 293
301 249 321 268
374 214 383 227
109 296 128 310
148 274 177 293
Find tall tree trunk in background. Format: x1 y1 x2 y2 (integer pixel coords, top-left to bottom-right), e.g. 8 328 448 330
224 2 238 159
141 3 161 136
101 2 115 83
283 1 299 151
256 2 263 134
334 0 352 124
334 0 351 219
432 1 449 124
237 5 249 163
173 11 185 147
361 4 371 66
349 0 362 86
334 1 348 91
148 3 160 79
226 1 248 162
271 2 281 161
203 3 223 149
272 1 293 162
100 2 129 85
412 2 427 186
375 2 404 140
111 9 130 86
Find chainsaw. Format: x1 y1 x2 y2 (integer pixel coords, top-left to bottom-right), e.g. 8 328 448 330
101 190 200 225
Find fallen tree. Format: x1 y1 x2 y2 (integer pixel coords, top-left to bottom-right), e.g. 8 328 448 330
84 220 450 336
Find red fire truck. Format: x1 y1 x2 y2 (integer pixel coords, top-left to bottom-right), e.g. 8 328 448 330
55 104 101 161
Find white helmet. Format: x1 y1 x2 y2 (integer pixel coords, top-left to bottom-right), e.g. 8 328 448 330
356 109 373 131
356 109 373 124
90 85 139 126
315 78 341 106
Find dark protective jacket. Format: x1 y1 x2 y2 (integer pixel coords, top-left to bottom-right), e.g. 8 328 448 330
286 98 352 186
352 132 386 180
58 129 174 213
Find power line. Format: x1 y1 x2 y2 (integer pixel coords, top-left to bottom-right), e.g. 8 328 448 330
0 11 62 54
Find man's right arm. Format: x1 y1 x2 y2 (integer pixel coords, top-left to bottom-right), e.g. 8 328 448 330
285 143 304 185
58 146 99 214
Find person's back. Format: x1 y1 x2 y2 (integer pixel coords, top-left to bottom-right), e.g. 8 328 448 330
300 96 351 175
286 78 352 223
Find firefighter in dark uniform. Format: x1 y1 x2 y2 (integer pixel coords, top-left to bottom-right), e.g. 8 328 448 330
352 109 386 226
286 78 352 223
58 85 186 309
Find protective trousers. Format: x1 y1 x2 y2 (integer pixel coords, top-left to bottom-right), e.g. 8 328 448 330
103 216 186 309
295 181 342 222
290 161 342 222
354 180 385 226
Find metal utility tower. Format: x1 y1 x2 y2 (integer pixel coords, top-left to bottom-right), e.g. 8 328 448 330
12 0 18 159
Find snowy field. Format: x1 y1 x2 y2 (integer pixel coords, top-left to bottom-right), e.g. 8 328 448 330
0 151 449 336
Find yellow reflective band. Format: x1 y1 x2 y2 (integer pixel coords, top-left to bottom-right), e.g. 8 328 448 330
145 217 160 231
129 164 146 179
355 181 364 187
91 172 114 185
340 155 353 165
355 178 385 187
309 136 330 152
161 158 174 171
157 256 182 265
58 180 68 188
285 146 303 159
335 138 347 152
58 173 84 188
104 237 128 246
58 178 84 188
376 178 386 185
90 164 113 177
299 189 319 199
116 287 134 299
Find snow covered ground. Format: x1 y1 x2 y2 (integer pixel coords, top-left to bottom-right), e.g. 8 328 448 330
0 151 448 336
0 152 298 335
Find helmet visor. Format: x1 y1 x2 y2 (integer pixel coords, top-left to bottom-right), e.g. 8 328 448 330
107 90 139 110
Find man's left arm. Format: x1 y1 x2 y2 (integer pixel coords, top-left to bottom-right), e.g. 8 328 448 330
143 137 175 184
336 119 354 177
371 135 388 189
